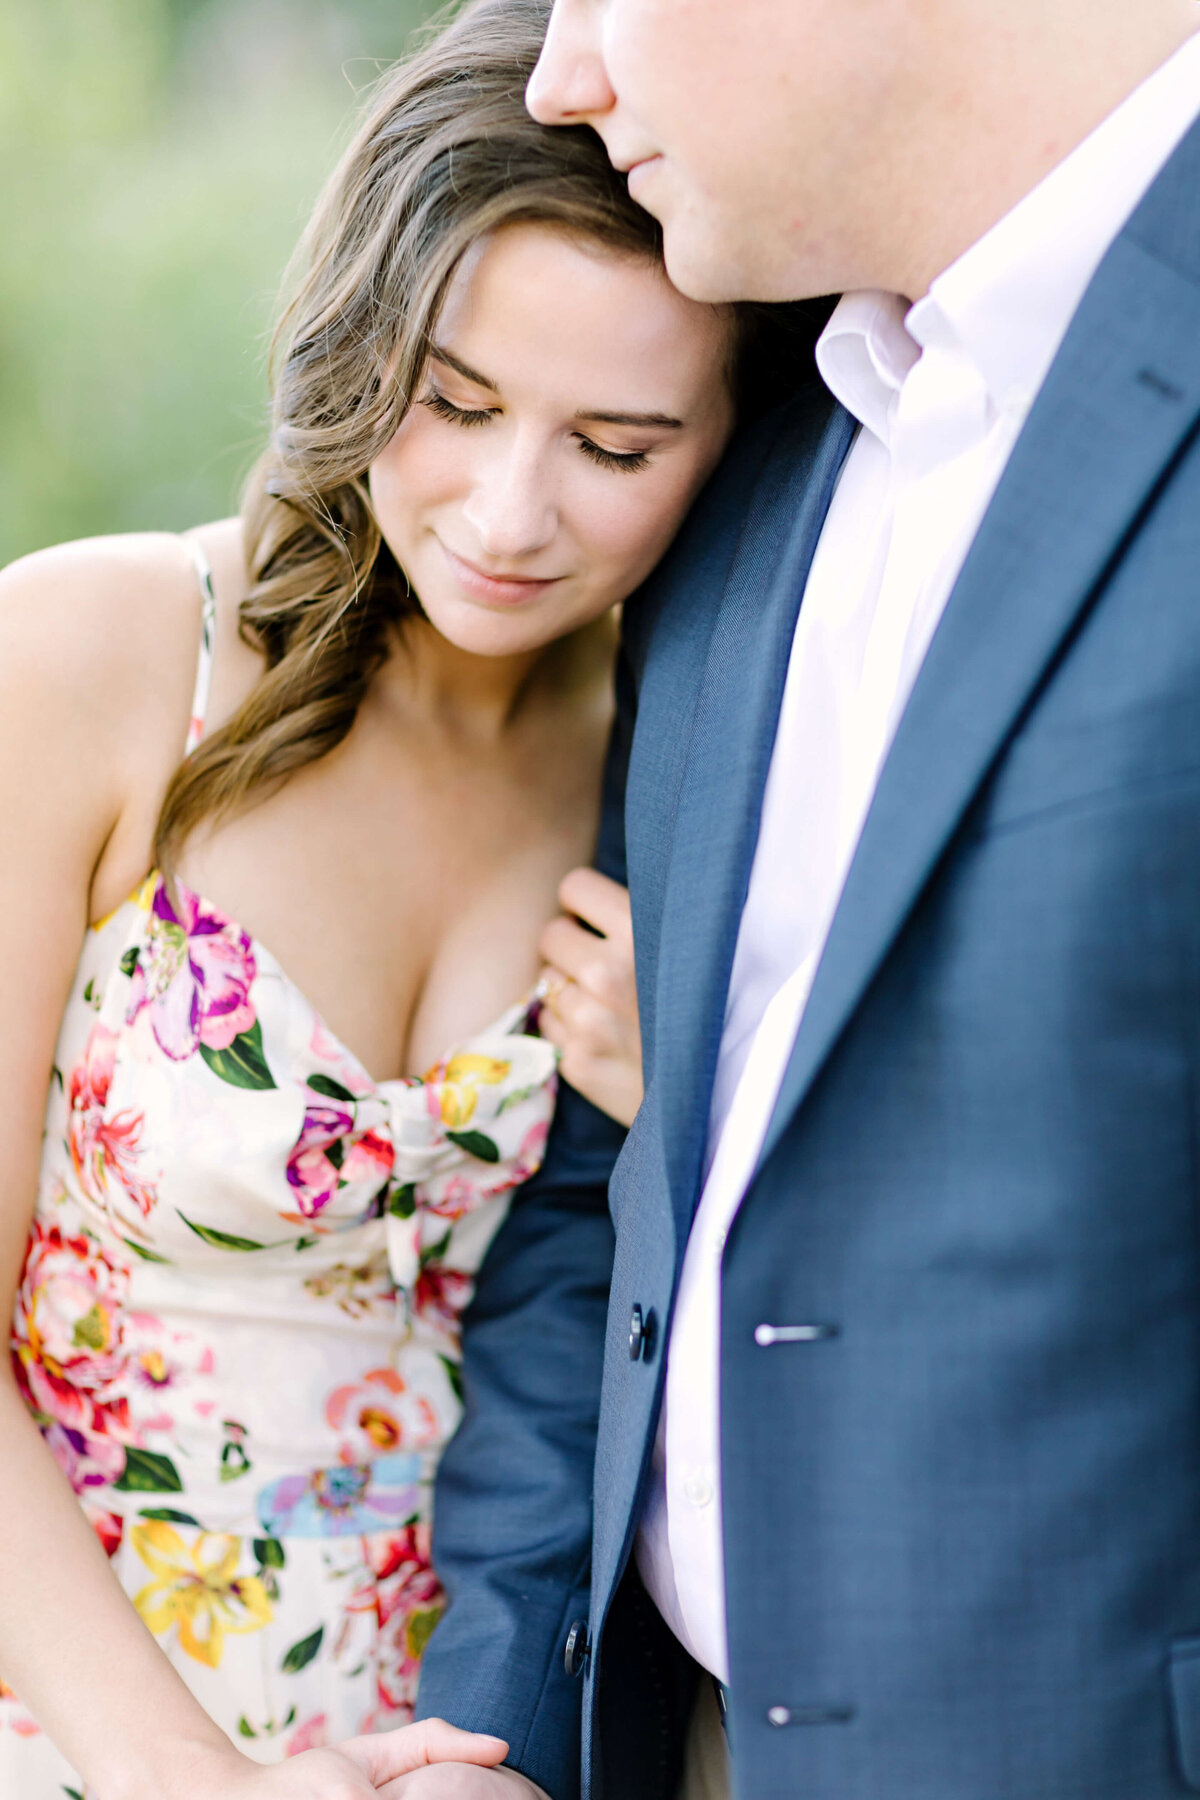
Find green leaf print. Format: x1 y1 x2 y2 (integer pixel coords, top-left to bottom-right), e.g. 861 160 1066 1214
420 1228 452 1268
406 1604 445 1662
307 1073 357 1103
179 1214 281 1253
253 1536 286 1570
445 1128 500 1164
199 1018 276 1091
123 1236 171 1264
280 1625 324 1674
62 1787 86 1800
439 1353 464 1405
237 1716 257 1739
497 1081 541 1116
113 1447 183 1493
387 1183 417 1219
120 947 140 978
139 1507 201 1526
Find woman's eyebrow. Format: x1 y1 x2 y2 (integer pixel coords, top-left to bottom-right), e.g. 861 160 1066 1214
429 345 683 430
576 408 684 429
430 344 498 389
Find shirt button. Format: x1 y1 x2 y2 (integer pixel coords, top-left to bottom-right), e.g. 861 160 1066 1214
767 1705 792 1727
683 1474 714 1508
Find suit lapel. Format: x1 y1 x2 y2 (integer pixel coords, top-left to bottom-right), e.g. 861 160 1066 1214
758 197 1200 1172
653 400 856 1228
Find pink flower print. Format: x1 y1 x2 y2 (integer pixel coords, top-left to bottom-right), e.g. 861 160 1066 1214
326 1367 439 1460
286 1103 393 1223
497 1116 552 1194
285 1715 328 1758
43 1420 128 1492
286 1103 352 1219
126 881 257 1061
11 1219 138 1488
477 1116 553 1208
123 1311 211 1437
68 1024 158 1224
422 1174 477 1223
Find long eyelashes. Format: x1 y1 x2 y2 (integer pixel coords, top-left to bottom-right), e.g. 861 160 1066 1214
420 388 651 474
422 390 496 428
577 440 650 474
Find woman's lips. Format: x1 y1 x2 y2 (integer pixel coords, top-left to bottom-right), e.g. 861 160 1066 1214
626 155 664 198
439 541 564 607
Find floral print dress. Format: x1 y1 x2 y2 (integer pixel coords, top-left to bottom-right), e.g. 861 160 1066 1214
2 546 559 1797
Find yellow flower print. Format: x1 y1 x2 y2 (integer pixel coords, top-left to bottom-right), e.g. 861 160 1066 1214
131 1521 273 1668
433 1054 511 1129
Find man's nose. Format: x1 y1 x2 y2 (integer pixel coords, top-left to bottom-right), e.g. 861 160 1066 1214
461 441 558 560
526 0 615 126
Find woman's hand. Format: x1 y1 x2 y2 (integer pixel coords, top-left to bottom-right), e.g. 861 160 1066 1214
153 1719 512 1800
538 868 643 1128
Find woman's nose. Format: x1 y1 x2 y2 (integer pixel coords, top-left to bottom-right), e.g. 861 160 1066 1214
460 440 558 561
526 0 615 126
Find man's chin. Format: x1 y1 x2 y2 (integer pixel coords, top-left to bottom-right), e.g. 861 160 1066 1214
662 220 832 305
661 228 783 305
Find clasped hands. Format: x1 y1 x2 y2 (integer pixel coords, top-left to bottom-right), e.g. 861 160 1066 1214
177 1717 550 1800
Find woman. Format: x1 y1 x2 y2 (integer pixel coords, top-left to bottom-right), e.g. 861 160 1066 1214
0 0 751 1793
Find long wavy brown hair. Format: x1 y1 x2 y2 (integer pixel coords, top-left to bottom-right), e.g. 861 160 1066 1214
155 0 819 872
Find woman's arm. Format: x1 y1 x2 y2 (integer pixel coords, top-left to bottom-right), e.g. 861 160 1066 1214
0 542 504 1800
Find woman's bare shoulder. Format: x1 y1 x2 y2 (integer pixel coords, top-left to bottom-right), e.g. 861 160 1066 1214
0 526 253 907
0 529 208 698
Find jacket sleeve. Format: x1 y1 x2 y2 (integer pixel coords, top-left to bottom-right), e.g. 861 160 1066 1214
413 649 635 1800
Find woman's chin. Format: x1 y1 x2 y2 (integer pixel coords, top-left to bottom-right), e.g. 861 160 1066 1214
416 594 564 660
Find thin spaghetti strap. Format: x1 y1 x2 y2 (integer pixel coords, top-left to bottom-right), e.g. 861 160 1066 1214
184 538 217 757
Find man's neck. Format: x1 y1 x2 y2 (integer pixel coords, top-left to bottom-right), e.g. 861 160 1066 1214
880 9 1200 302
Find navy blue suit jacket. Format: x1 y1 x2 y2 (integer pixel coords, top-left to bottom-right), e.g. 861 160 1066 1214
417 116 1200 1800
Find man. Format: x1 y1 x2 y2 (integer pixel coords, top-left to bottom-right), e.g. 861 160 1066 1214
411 0 1200 1795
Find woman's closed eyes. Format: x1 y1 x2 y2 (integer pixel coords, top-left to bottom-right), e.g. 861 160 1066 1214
420 386 653 473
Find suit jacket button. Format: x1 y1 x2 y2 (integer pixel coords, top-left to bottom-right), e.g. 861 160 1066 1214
629 1304 657 1362
564 1619 591 1678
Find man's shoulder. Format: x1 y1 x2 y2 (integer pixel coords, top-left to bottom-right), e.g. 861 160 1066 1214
623 382 841 668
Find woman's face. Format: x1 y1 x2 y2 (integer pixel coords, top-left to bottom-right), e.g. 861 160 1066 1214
369 221 736 658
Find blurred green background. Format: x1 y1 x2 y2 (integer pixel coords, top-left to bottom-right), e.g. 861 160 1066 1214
0 0 443 567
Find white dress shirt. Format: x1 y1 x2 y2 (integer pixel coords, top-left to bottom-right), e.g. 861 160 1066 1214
636 29 1200 1683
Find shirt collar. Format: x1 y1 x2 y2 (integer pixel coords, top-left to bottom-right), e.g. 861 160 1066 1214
816 290 920 446
819 28 1200 430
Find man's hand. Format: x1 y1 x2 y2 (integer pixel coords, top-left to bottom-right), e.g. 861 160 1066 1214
538 867 642 1128
166 1718 516 1800
377 1761 551 1799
